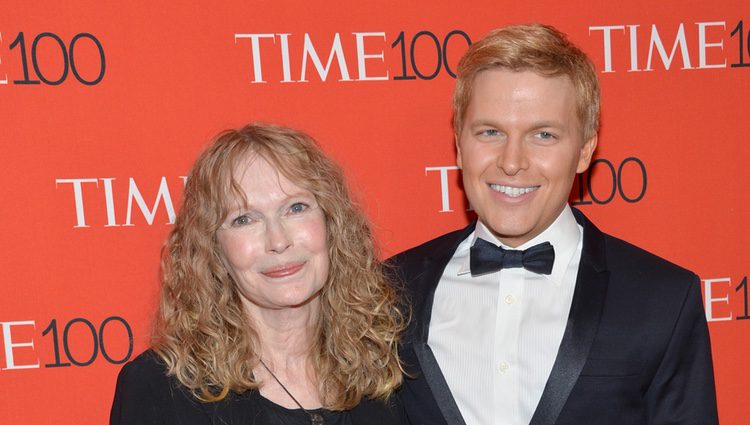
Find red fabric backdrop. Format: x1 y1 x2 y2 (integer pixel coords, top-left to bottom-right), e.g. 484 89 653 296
1 2 747 423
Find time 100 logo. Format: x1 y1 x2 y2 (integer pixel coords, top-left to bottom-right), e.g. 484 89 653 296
0 31 105 86
0 316 132 370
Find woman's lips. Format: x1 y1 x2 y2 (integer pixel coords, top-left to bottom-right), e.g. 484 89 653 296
261 262 305 278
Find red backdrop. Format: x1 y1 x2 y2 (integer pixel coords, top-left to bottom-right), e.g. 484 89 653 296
1 2 747 423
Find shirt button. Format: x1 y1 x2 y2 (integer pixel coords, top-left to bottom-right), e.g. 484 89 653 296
504 294 516 305
499 362 510 373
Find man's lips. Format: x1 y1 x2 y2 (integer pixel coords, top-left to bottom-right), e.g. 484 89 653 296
261 262 305 278
489 183 540 198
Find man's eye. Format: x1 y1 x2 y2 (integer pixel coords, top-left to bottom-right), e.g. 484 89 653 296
537 131 556 140
480 129 499 137
289 202 309 214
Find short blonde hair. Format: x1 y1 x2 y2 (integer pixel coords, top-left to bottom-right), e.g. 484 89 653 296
153 123 404 409
453 23 600 141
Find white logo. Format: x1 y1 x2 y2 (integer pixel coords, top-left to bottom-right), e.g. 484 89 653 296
589 22 727 72
56 177 186 228
234 32 388 83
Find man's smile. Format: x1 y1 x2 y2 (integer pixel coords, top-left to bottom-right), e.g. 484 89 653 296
488 184 540 198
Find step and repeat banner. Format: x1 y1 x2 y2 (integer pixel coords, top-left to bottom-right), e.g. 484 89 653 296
1 1 747 424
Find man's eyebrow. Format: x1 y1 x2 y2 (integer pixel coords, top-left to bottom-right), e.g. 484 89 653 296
467 119 500 127
529 120 565 128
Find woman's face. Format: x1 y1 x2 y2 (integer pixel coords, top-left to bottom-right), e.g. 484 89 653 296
216 155 329 315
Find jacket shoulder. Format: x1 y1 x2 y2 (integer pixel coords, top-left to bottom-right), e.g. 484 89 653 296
603 233 697 281
388 225 473 269
598 231 702 311
574 207 698 289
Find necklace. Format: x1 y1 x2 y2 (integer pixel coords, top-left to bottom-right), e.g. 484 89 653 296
259 358 326 425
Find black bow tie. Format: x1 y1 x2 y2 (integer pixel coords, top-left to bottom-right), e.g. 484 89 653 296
470 238 555 276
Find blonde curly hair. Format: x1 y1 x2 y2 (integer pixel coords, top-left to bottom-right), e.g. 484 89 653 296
153 123 404 410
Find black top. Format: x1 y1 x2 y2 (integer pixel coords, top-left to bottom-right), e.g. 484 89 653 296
253 392 346 425
110 350 409 425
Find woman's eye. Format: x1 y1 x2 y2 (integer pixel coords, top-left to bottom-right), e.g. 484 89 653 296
289 202 309 214
231 215 252 226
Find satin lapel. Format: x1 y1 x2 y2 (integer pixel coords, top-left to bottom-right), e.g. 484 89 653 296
408 222 475 425
412 342 467 425
530 209 609 425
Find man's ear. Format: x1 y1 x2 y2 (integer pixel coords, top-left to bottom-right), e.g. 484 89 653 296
576 133 598 173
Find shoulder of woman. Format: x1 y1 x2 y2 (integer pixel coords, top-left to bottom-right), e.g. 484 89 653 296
118 349 169 381
112 349 174 403
110 349 176 424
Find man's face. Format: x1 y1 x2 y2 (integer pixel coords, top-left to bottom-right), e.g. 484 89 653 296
456 69 597 247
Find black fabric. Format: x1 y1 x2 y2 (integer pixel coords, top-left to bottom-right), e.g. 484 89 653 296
470 238 555 276
253 393 347 425
529 213 609 425
411 342 466 425
389 208 719 425
110 350 409 425
389 223 475 425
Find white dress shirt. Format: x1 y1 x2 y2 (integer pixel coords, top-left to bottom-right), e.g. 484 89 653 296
427 206 583 425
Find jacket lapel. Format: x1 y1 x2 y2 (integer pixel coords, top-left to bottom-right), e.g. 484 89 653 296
530 208 610 425
411 342 467 425
405 222 475 425
406 222 476 343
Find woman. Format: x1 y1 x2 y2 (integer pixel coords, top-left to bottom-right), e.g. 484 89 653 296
110 124 407 424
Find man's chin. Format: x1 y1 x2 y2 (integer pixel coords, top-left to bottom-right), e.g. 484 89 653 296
479 218 537 246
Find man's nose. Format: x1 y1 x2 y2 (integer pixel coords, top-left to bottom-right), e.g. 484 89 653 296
497 138 528 175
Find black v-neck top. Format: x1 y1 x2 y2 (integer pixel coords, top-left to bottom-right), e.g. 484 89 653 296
253 391 349 425
110 350 408 425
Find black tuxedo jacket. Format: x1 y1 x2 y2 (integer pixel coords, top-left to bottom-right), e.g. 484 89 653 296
389 209 718 425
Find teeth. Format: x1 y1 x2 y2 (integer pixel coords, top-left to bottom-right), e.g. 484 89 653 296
489 184 539 198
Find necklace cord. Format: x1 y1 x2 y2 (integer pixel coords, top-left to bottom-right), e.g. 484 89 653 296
259 358 326 425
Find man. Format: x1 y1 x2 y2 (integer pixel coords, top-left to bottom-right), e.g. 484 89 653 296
391 24 718 425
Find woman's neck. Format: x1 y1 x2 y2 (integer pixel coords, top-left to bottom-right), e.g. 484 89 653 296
245 300 323 409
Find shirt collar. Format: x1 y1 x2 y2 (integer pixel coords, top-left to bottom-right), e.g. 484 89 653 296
457 205 582 286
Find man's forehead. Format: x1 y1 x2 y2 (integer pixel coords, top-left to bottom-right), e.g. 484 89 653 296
472 67 574 88
469 70 576 108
